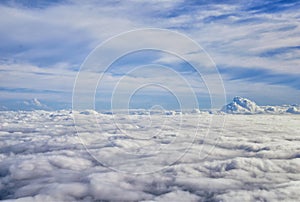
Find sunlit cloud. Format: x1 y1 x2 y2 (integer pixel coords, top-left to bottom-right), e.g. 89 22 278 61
0 0 299 109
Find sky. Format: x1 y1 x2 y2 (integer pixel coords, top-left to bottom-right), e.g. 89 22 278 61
0 0 300 110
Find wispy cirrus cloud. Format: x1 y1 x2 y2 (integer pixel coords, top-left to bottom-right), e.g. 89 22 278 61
0 0 299 108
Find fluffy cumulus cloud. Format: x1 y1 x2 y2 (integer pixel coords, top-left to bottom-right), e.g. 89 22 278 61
0 0 300 108
0 111 300 201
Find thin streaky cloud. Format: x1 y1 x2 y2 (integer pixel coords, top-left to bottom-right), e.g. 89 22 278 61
0 0 299 109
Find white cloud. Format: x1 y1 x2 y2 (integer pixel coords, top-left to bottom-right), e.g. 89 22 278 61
0 111 300 200
0 0 299 106
0 63 76 101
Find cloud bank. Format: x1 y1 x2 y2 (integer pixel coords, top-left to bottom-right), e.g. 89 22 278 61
0 111 299 201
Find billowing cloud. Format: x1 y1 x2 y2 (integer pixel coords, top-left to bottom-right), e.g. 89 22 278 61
0 111 299 200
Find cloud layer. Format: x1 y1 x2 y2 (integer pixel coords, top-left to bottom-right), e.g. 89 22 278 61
0 111 299 201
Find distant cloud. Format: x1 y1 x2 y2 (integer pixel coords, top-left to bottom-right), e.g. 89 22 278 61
0 0 299 108
219 66 300 90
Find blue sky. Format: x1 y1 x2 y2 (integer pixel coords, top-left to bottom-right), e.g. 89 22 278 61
0 0 300 110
